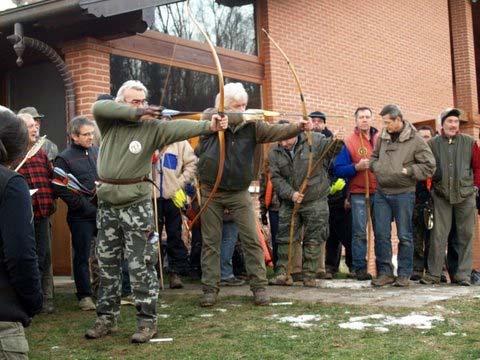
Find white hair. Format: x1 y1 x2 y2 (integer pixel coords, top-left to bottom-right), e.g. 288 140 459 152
0 105 14 114
215 82 248 109
115 80 148 102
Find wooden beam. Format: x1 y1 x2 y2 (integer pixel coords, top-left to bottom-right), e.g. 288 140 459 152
108 31 264 84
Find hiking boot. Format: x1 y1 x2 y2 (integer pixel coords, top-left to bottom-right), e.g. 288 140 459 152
291 273 303 282
253 288 270 306
355 270 373 281
268 274 293 286
85 318 117 339
419 274 440 285
303 278 317 287
219 277 245 286
79 296 96 311
316 271 333 280
169 273 184 289
41 299 55 314
199 291 218 307
393 276 410 287
371 274 395 287
131 324 157 343
452 277 471 286
410 271 423 281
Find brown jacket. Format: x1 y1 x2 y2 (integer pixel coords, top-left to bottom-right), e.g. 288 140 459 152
370 120 436 194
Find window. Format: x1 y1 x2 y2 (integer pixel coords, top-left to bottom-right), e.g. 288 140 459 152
111 55 261 111
150 0 257 55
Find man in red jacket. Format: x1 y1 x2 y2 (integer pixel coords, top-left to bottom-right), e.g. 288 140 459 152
17 113 55 313
333 107 378 280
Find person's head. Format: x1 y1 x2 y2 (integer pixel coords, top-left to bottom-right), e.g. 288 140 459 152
115 80 148 108
69 116 96 148
277 119 297 149
309 111 326 131
416 125 435 142
379 104 404 133
18 106 43 135
440 108 461 137
0 106 29 167
17 113 37 145
218 82 248 112
354 107 373 132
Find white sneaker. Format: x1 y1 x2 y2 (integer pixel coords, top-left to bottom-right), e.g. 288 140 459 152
79 296 96 311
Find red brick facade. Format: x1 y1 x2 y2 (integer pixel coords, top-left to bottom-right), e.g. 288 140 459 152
63 38 110 116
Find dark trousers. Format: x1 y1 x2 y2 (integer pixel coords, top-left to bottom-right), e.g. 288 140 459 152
189 227 202 275
157 198 189 275
326 206 352 273
68 219 96 300
34 217 49 277
268 210 279 269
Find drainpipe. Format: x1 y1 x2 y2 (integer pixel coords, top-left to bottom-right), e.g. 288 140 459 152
7 22 76 128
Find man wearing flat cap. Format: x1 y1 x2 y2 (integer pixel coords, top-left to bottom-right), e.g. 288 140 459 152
421 108 480 286
309 111 333 138
18 106 58 161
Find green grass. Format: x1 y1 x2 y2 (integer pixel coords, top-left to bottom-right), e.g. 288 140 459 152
26 291 480 360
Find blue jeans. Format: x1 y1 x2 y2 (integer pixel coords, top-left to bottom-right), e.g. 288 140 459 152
373 191 415 277
220 221 239 280
351 194 374 273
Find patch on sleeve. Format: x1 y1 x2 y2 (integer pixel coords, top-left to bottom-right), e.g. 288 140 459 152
163 153 178 170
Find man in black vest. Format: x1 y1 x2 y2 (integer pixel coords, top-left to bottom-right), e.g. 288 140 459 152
54 116 99 310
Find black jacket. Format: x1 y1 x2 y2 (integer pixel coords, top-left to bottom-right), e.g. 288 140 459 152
53 143 99 220
0 165 43 326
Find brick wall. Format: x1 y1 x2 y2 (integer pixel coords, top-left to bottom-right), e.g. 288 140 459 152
63 37 111 116
262 0 453 133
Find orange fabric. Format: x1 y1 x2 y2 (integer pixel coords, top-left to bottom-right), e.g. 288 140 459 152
344 130 378 194
256 219 273 267
264 173 273 209
426 177 432 191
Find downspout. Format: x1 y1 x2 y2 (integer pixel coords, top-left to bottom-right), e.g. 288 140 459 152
7 22 76 128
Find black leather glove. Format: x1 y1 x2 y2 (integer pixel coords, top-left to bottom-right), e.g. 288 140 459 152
261 212 268 226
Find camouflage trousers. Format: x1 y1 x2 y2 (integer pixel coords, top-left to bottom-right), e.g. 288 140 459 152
96 200 159 327
276 199 329 279
0 322 28 359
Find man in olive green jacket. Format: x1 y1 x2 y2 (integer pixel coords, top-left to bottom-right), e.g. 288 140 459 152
421 108 478 286
370 104 436 287
85 80 227 343
196 82 312 307
267 126 343 287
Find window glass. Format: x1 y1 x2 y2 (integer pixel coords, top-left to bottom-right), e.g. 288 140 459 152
111 55 261 111
150 0 257 55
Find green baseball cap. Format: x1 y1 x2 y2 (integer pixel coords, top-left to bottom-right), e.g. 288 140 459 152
18 106 44 119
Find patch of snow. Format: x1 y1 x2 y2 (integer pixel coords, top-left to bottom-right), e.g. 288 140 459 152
158 314 169 318
443 332 456 336
51 346 60 350
215 308 227 313
339 321 372 330
273 314 323 329
383 314 444 329
339 312 444 331
270 302 293 306
150 338 173 343
199 314 214 318
160 304 170 308
289 335 299 339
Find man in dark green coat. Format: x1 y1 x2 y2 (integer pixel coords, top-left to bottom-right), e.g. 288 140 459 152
421 108 478 286
196 82 312 307
268 122 343 287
